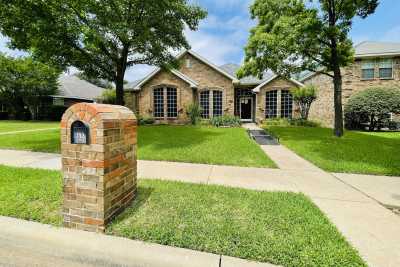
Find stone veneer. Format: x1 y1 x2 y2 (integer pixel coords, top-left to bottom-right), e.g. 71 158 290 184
61 103 137 232
304 57 400 127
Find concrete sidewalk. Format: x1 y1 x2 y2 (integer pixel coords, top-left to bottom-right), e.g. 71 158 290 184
0 216 276 267
0 149 400 266
0 127 59 136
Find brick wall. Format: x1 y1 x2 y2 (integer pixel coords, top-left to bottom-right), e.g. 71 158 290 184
179 53 235 116
61 103 137 232
305 57 400 127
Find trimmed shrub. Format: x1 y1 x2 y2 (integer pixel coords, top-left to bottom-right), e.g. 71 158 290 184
263 118 320 127
186 103 202 125
344 87 400 131
210 115 241 127
263 118 291 127
138 115 155 125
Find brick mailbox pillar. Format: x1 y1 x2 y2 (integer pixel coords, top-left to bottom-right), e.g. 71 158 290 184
61 103 137 232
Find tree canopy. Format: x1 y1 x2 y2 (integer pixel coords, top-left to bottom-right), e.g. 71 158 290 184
0 54 60 119
238 0 378 137
0 0 207 104
292 85 317 121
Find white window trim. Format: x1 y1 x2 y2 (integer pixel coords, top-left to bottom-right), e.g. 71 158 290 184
198 88 224 119
153 86 178 119
265 88 294 119
378 58 394 80
361 60 375 80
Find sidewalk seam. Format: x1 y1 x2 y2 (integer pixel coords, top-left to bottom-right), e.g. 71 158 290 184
207 165 214 185
330 173 394 210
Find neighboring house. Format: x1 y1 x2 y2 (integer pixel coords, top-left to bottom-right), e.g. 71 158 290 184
124 50 303 124
52 75 106 107
300 41 400 127
0 74 105 120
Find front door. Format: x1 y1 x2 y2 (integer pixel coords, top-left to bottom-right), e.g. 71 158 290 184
240 98 252 121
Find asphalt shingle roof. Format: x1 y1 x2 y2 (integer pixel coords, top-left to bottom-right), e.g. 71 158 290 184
125 79 143 90
355 41 400 57
55 75 106 100
219 63 275 85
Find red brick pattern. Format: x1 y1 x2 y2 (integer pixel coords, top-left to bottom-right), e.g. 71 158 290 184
61 103 137 232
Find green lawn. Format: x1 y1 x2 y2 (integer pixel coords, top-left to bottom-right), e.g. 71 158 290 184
0 129 60 153
0 165 62 225
0 165 365 267
0 120 59 133
266 126 400 176
0 123 275 168
138 125 275 167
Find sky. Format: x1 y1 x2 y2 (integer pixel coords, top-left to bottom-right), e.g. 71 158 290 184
1 0 400 82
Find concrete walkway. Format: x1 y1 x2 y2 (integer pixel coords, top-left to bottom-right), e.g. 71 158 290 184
0 216 277 267
0 149 400 266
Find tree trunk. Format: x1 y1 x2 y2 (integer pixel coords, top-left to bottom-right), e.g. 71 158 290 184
327 0 344 137
115 73 125 106
333 69 344 137
115 45 129 106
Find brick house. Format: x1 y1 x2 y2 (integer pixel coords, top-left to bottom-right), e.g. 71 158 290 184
124 50 303 124
300 41 400 127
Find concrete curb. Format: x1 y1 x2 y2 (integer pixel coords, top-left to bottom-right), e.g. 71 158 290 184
0 216 278 267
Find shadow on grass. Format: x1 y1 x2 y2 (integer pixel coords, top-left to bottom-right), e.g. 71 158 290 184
137 125 224 151
108 186 154 225
268 126 400 175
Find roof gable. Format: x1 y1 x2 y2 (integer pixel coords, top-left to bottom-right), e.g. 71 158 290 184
133 68 198 90
253 75 304 92
177 50 240 82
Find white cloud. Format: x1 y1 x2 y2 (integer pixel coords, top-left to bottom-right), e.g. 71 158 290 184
0 34 27 57
125 13 255 81
351 24 400 45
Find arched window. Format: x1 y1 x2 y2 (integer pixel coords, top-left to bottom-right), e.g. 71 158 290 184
281 90 293 118
200 90 210 118
167 87 177 118
153 86 178 119
265 90 278 118
153 88 164 118
212 90 223 117
199 89 223 119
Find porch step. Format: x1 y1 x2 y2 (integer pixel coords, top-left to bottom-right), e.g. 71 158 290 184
247 130 279 145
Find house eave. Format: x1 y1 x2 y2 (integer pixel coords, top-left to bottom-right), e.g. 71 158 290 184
355 52 400 59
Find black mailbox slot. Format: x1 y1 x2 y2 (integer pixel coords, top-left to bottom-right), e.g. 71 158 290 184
71 121 90 145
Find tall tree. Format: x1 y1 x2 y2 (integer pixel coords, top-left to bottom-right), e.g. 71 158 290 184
0 54 60 119
238 0 378 137
0 0 207 105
